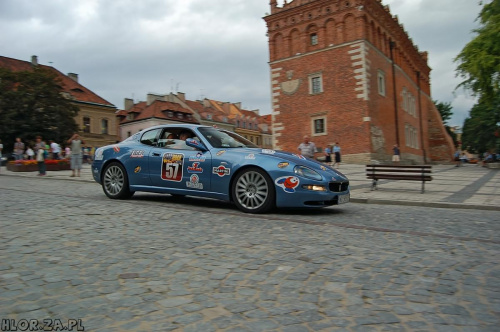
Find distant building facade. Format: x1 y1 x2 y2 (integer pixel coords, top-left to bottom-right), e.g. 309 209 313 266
0 55 118 148
264 0 454 163
117 93 270 147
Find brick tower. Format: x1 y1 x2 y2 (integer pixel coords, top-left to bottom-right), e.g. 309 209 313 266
264 0 454 163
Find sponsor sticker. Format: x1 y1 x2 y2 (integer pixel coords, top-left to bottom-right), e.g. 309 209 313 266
245 153 256 160
320 165 327 171
134 166 141 173
187 162 203 173
113 145 120 153
189 152 206 162
262 149 276 154
186 174 204 189
213 165 231 177
130 150 145 158
275 176 300 193
216 150 227 156
161 153 184 182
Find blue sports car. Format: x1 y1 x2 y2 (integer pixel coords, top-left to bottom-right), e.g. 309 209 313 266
92 124 350 213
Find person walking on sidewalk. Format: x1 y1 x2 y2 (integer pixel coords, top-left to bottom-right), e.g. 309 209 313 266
392 144 400 164
67 133 84 177
333 142 341 168
35 136 46 176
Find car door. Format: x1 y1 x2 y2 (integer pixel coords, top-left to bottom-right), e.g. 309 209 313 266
149 128 212 192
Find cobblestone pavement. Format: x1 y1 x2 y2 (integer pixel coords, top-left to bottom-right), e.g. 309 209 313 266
0 176 499 331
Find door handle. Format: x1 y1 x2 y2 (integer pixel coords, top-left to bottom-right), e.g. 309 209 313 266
152 153 160 156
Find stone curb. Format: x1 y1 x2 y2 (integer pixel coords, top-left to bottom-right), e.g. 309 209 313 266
350 198 500 211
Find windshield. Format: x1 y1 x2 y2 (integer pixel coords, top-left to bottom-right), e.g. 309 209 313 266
198 127 258 149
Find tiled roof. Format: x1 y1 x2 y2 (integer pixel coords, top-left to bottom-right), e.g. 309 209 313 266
0 55 114 107
119 100 199 124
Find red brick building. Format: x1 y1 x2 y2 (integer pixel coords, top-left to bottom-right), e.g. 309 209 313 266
264 0 454 163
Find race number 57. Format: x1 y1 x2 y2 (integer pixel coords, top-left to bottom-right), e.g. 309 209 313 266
161 153 184 182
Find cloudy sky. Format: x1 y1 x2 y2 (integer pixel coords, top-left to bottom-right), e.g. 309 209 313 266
0 0 484 127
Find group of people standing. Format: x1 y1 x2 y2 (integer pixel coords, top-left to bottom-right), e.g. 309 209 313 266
297 135 341 167
7 133 90 176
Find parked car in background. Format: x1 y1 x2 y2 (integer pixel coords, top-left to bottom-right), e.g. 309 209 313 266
92 125 350 213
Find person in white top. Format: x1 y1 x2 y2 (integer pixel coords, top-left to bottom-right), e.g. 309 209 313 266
297 135 317 159
50 141 61 160
67 133 85 177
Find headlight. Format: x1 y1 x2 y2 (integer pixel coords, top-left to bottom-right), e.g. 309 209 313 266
294 166 322 181
302 185 327 191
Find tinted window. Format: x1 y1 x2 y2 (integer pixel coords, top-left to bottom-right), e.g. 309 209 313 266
198 127 257 148
140 129 161 146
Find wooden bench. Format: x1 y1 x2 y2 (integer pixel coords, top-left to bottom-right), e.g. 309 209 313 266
366 164 432 193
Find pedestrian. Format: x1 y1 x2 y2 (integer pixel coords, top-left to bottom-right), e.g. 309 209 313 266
64 145 71 159
324 144 332 164
26 146 35 160
392 144 400 164
50 140 61 160
333 142 342 168
454 149 461 167
297 135 317 159
67 133 84 177
460 152 468 166
82 146 90 164
14 137 25 160
35 136 46 176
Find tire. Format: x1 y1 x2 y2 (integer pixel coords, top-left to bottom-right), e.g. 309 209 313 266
231 167 275 213
102 162 134 199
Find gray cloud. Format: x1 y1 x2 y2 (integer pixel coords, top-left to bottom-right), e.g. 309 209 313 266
0 0 482 126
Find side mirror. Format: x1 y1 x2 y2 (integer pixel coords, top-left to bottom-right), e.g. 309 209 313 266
186 138 207 151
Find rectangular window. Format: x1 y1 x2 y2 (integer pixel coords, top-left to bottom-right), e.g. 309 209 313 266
83 117 90 133
309 73 323 95
310 33 318 46
101 119 108 134
311 116 327 136
378 70 386 96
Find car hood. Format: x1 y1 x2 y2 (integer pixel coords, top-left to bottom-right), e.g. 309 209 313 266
232 147 349 181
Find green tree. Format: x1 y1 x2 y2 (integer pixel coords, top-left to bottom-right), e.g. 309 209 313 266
461 95 500 153
0 67 79 153
455 0 500 104
434 100 453 125
434 100 458 146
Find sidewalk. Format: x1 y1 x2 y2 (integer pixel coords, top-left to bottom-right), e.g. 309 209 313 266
1 163 499 211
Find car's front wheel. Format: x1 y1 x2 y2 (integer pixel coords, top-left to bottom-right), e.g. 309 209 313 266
102 162 134 199
231 167 275 213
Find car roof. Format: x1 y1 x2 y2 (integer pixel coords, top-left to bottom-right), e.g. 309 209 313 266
141 124 213 132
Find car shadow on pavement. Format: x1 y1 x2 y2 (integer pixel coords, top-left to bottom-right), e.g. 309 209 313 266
130 193 346 216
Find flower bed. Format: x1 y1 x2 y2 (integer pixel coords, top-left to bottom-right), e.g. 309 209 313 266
7 160 71 172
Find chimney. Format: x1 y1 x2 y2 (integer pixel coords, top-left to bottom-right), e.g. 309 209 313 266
222 102 231 113
147 93 163 106
31 55 38 66
203 99 211 108
177 92 185 102
124 98 134 111
68 73 79 83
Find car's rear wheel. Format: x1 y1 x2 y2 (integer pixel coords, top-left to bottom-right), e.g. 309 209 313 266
102 162 134 199
231 167 275 213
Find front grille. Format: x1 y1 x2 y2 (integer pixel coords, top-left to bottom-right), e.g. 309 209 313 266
329 181 349 192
